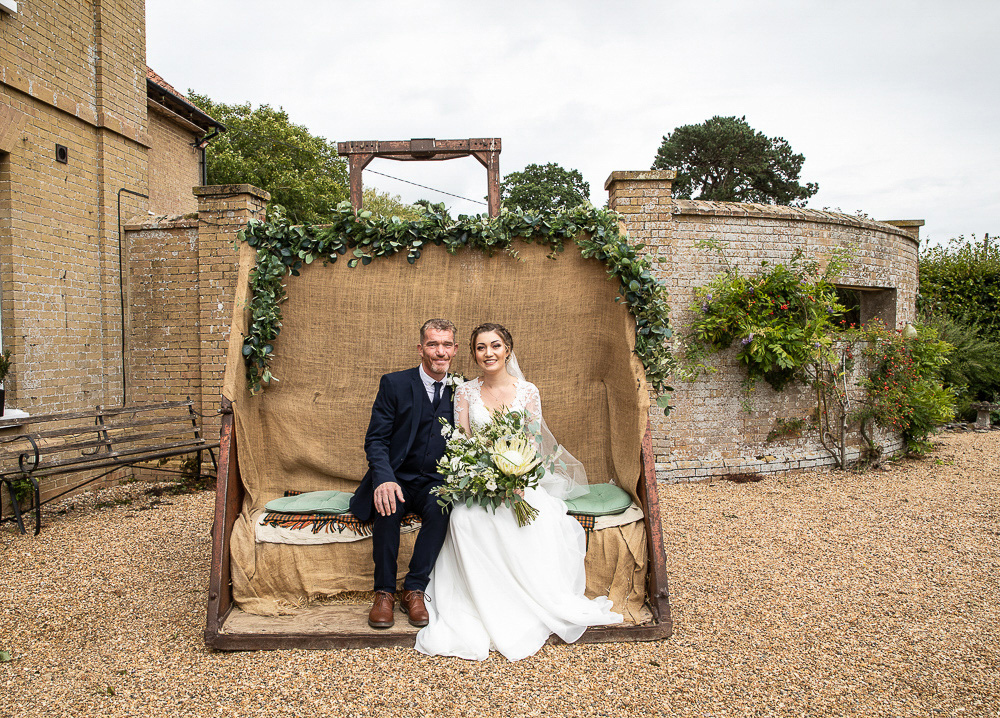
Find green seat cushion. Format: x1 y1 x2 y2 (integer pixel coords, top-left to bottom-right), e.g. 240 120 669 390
265 490 353 515
564 483 634 516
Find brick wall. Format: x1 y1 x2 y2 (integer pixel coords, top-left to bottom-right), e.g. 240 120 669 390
1 0 150 417
147 107 201 215
193 186 269 439
606 171 919 482
125 217 201 404
1 0 153 510
123 185 269 441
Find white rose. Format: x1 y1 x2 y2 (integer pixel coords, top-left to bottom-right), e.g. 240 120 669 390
486 479 498 491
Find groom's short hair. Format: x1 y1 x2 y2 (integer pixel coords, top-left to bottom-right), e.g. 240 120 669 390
420 318 457 343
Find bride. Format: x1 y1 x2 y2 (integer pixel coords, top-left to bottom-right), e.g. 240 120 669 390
414 323 622 661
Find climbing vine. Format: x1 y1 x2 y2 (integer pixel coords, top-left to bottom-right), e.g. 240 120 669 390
237 201 676 406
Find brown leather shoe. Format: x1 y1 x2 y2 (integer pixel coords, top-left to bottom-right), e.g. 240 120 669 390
400 589 429 627
368 590 396 629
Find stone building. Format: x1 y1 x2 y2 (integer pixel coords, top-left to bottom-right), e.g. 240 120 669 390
606 171 922 482
146 68 222 215
0 0 223 505
0 0 222 414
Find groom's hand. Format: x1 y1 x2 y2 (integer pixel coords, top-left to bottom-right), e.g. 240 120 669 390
374 482 405 516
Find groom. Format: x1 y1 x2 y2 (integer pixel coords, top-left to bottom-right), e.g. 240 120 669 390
350 318 458 629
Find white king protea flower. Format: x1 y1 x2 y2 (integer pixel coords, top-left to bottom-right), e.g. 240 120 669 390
490 435 542 477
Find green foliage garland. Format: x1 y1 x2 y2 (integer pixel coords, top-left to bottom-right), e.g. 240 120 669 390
237 201 675 404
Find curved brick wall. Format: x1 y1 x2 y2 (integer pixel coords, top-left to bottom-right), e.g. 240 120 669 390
606 171 920 482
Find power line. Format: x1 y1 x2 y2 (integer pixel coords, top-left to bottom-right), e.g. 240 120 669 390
204 124 489 207
364 168 488 206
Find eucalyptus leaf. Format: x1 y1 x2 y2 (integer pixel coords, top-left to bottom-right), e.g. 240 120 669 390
235 204 675 398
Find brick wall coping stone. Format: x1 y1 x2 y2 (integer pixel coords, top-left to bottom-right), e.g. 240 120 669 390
669 199 920 245
123 214 199 231
604 170 677 189
193 184 271 202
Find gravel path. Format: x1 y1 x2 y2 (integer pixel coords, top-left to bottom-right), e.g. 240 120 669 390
2 432 998 717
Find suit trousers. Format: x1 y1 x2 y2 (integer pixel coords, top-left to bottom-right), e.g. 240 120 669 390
372 475 449 593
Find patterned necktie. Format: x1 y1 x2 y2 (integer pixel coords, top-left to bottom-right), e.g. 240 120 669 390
433 381 443 409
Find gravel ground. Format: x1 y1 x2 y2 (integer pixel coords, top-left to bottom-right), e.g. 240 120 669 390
1 432 998 717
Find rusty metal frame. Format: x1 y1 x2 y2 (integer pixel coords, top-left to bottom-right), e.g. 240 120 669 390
336 138 502 217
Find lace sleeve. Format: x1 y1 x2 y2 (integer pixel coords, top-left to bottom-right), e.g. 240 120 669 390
453 380 473 435
522 381 543 427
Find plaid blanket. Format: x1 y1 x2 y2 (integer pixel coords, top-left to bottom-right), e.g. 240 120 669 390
261 509 596 535
269 489 597 535
260 511 422 537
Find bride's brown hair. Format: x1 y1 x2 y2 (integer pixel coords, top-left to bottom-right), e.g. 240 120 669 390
469 323 514 358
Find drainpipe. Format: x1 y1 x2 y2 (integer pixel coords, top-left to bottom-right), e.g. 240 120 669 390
117 187 148 406
194 127 221 186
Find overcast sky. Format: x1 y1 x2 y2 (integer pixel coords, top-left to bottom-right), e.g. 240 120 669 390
147 0 998 244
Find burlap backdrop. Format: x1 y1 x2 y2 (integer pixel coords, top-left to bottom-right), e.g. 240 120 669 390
223 239 650 618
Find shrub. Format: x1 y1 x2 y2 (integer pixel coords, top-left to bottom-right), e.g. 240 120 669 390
917 311 1000 419
685 241 845 393
853 321 954 454
919 235 1000 336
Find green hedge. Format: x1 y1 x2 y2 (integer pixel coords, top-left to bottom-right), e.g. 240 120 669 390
920 236 1000 335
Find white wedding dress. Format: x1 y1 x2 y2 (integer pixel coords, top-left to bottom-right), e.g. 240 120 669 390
414 378 623 661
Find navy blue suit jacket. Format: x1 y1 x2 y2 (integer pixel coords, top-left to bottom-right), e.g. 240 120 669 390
349 367 452 523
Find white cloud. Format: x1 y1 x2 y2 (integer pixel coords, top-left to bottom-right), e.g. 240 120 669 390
147 0 1000 237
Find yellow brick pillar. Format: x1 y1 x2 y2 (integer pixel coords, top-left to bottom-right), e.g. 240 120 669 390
605 171 676 481
193 184 270 439
604 170 675 236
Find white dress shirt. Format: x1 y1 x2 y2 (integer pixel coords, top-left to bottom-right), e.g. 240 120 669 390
417 364 445 403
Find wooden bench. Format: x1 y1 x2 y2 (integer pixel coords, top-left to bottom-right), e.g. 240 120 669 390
0 399 219 536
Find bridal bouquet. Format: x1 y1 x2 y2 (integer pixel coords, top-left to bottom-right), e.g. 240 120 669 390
434 408 548 526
